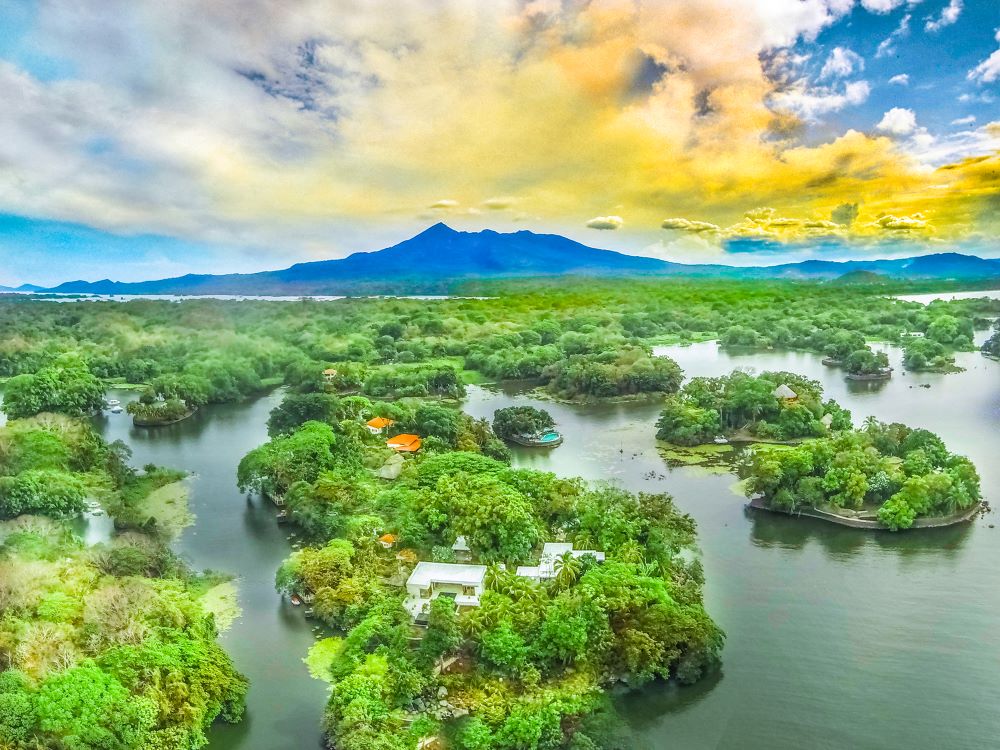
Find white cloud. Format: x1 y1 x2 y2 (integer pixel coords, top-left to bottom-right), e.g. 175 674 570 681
820 47 864 79
770 80 871 121
429 199 459 209
903 120 1000 166
861 0 906 14
968 29 1000 83
876 107 918 135
876 14 911 58
888 73 910 85
924 0 963 32
951 115 975 125
585 215 624 230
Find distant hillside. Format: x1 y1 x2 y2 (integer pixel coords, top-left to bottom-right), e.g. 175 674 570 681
25 224 1000 295
830 270 889 285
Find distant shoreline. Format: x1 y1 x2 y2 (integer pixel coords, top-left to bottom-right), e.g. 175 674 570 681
747 497 986 530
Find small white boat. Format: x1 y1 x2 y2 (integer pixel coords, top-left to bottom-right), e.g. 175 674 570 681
107 399 121 407
110 406 123 414
713 436 729 444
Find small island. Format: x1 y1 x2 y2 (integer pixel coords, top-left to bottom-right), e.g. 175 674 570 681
744 419 983 530
843 348 892 381
492 405 563 447
656 371 852 447
127 393 197 426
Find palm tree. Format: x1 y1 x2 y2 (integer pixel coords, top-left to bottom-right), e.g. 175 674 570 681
553 551 582 590
484 563 507 592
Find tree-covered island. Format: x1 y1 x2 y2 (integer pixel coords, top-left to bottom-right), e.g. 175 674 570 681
240 390 723 750
656 371 852 446
744 419 983 531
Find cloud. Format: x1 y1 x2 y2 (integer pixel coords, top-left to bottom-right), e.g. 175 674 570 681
661 217 721 233
831 202 860 225
861 0 906 13
951 115 975 126
585 215 624 230
968 29 1000 83
888 73 910 85
924 0 963 32
867 213 930 232
482 197 516 210
876 107 918 135
0 0 994 274
770 80 870 121
876 14 911 58
820 47 864 79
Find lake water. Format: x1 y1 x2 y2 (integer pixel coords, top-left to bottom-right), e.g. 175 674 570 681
894 289 1000 304
17 335 996 749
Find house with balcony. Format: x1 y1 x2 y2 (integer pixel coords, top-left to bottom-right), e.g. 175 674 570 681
404 562 486 621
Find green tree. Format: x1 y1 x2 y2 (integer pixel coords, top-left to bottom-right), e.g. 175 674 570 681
2 356 105 419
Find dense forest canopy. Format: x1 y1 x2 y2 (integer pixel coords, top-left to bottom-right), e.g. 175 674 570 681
1 282 996 411
744 419 982 530
656 371 852 445
0 414 247 748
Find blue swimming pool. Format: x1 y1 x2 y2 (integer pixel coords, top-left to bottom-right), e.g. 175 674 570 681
539 431 561 442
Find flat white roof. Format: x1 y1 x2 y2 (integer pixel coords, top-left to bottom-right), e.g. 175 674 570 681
541 542 604 562
407 561 486 588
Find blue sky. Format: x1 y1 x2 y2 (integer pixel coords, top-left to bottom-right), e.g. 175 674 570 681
0 0 997 286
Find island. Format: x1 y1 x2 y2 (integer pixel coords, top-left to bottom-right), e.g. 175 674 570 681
240 390 723 750
655 369 983 530
127 396 197 426
744 419 983 530
655 371 852 447
492 405 563 447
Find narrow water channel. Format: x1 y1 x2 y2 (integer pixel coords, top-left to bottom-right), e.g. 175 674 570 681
77 335 999 750
95 389 329 749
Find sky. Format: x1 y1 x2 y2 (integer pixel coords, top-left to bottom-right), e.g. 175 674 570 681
0 0 998 286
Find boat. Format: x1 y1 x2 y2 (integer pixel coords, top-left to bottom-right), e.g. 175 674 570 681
713 436 729 444
290 593 303 606
110 406 123 414
276 510 289 524
107 398 121 407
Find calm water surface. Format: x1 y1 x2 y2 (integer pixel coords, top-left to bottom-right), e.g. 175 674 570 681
45 335 999 749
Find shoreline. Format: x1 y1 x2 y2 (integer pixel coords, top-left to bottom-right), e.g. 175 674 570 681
747 497 986 530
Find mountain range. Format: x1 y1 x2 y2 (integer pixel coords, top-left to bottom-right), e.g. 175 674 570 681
3 222 999 295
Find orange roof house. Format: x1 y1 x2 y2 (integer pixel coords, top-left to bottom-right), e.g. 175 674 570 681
323 368 338 382
387 434 422 452
378 533 398 549
366 416 395 433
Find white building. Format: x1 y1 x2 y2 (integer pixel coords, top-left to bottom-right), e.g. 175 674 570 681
405 562 486 620
451 535 471 562
516 542 605 580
